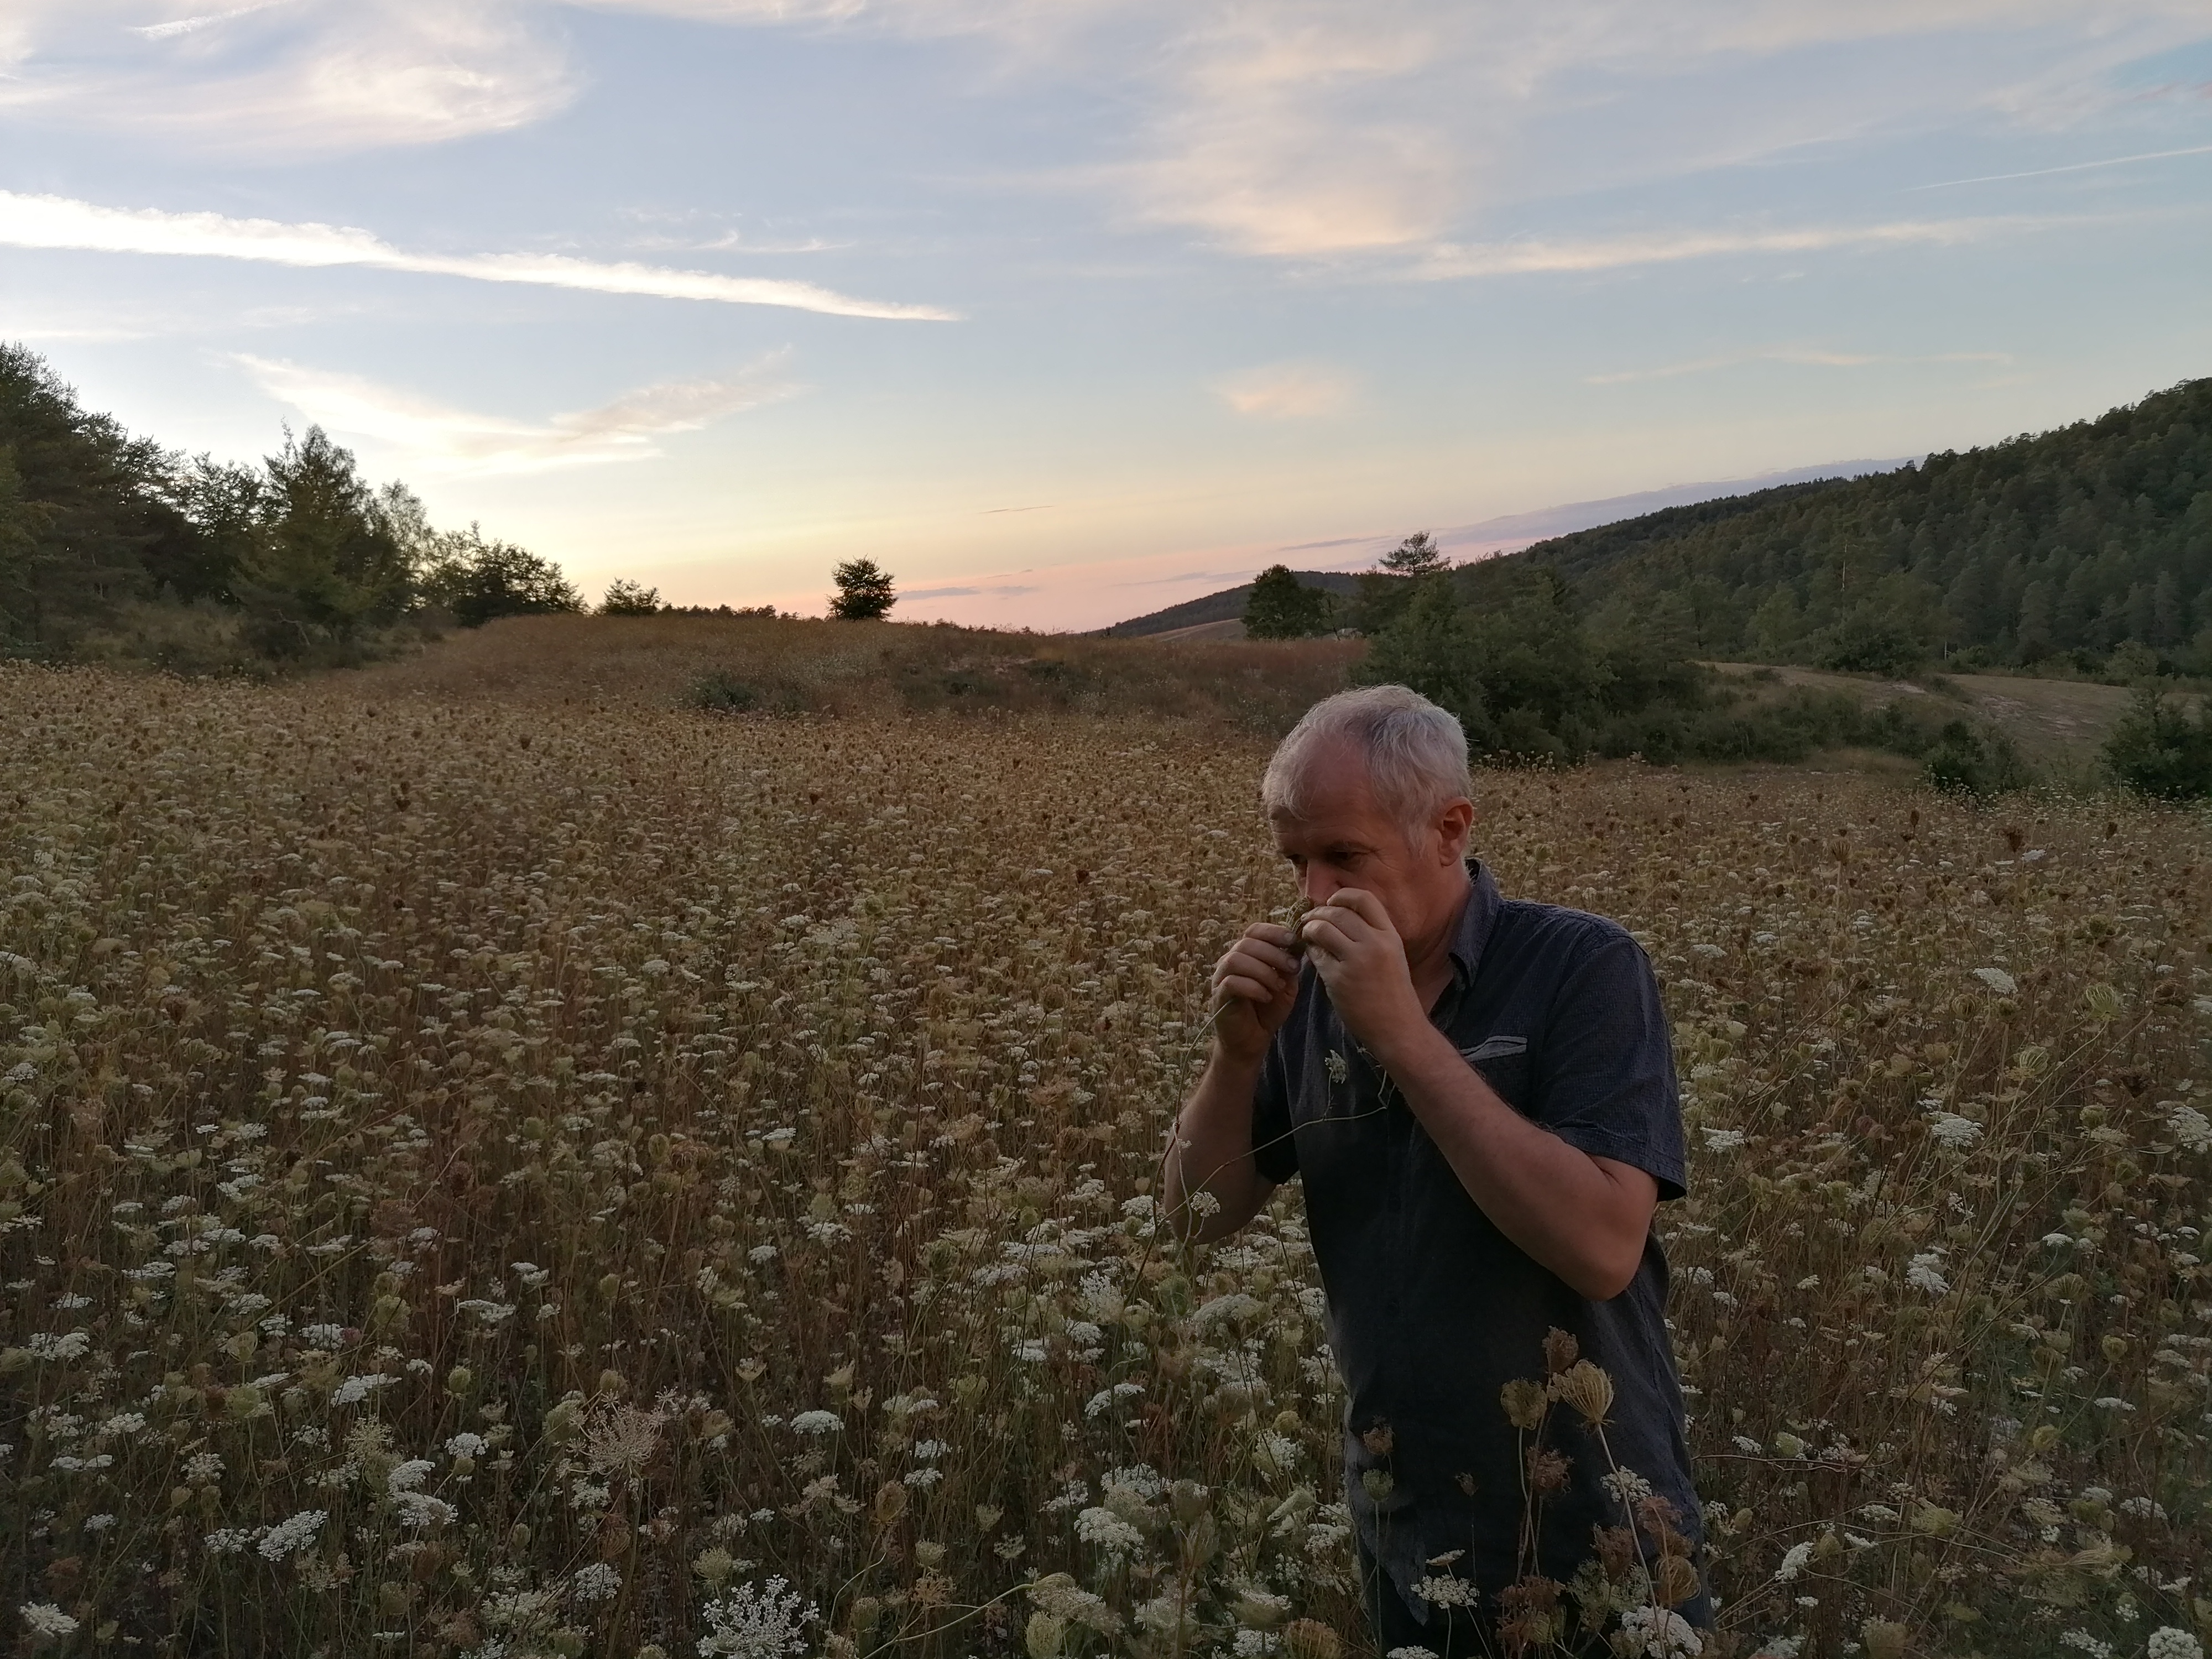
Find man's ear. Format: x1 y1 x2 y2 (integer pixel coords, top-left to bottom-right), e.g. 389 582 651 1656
1433 797 1475 864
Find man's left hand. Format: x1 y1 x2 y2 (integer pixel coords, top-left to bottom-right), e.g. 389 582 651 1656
1298 889 1427 1056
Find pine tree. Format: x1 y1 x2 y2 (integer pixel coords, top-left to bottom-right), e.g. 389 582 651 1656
237 426 409 647
601 580 662 615
829 559 896 620
1378 531 1448 577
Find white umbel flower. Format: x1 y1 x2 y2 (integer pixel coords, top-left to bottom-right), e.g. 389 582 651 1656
257 1509 326 1561
697 1576 818 1659
20 1604 80 1639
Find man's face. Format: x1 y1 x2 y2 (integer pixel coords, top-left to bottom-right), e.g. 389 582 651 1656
1267 741 1470 938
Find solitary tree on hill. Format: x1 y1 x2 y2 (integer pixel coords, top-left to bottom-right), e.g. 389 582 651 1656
830 558 896 620
1243 565 1334 638
601 579 662 615
1378 530 1448 577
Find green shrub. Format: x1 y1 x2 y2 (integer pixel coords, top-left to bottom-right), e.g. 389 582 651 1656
1923 719 2030 797
2103 688 2212 801
1814 609 1926 676
1243 565 1335 639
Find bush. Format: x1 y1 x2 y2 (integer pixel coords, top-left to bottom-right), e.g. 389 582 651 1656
1243 565 1334 639
2103 687 2212 801
1351 575 1493 744
1815 610 1925 676
1923 719 2030 797
419 529 583 627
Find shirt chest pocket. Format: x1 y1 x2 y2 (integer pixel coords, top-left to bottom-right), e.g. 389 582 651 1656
1459 1034 1533 1113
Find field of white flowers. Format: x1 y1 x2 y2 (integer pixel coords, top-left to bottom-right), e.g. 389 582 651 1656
1 660 2207 1659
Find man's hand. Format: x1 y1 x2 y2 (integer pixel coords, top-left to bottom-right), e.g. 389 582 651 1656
1296 889 1428 1058
1208 922 1303 1063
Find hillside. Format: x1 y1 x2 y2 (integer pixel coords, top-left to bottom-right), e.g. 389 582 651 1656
1483 374 2211 671
1099 569 1363 637
1102 378 2209 679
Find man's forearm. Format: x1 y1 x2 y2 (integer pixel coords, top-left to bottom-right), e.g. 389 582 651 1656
1160 1052 1274 1244
1378 1022 1652 1298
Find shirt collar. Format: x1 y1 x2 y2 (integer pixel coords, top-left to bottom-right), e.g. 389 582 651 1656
1447 859 1502 985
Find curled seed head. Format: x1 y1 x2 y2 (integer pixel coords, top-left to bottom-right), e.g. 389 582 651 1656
1549 1359 1614 1425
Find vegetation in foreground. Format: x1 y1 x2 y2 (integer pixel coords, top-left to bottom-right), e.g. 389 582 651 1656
2 664 2208 1658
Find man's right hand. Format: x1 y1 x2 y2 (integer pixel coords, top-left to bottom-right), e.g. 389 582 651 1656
1209 921 1305 1063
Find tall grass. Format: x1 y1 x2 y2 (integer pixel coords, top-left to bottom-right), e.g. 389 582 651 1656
0 661 2206 1659
340 614 1362 734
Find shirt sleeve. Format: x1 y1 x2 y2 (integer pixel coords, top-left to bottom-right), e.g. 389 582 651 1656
1533 930 1687 1201
1250 1027 1299 1185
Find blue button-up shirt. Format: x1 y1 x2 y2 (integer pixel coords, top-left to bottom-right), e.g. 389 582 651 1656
1251 861 1702 1619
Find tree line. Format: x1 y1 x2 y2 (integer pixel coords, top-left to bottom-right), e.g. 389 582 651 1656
0 344 909 665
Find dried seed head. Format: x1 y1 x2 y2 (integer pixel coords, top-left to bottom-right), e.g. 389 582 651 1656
1655 1553 1701 1607
1499 1379 1548 1432
1282 1619 1342 1659
1025 1613 1066 1659
1541 1327 1579 1376
1549 1359 1614 1425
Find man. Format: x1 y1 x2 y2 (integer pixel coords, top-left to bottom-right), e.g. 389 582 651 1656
1162 685 1704 1657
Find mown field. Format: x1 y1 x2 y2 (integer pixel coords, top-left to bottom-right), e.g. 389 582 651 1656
2 656 2208 1659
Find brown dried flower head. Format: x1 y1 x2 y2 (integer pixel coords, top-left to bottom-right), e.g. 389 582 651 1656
1500 1378 1549 1432
1542 1327 1580 1376
1549 1359 1614 1425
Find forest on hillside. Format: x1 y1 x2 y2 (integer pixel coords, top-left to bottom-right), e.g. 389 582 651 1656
1473 374 2212 676
0 344 582 669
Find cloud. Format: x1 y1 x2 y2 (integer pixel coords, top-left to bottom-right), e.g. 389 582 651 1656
235 352 799 473
132 2 295 41
904 581 1041 598
1405 213 2081 279
1908 142 2212 190
0 191 957 320
1214 362 1356 418
1584 347 2014 384
1 1 575 154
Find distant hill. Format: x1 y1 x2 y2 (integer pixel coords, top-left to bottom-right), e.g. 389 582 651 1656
1478 375 2211 670
1100 569 1364 638
1104 378 2209 674
1102 459 1913 637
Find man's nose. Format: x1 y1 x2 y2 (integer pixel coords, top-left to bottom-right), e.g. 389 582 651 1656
1302 869 1342 904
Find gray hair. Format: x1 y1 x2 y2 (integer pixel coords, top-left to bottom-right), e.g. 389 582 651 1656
1261 685 1472 839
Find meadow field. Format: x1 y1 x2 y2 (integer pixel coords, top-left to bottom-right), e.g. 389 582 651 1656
1 647 2208 1659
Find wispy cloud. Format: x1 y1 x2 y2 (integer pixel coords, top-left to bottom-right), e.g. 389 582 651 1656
1908 142 2212 190
3 0 575 153
1214 362 1356 418
131 2 294 41
904 581 1041 599
0 192 957 320
1585 347 2013 385
235 352 800 473
1407 213 2079 279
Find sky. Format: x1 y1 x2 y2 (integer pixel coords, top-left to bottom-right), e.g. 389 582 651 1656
3 2 2210 630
